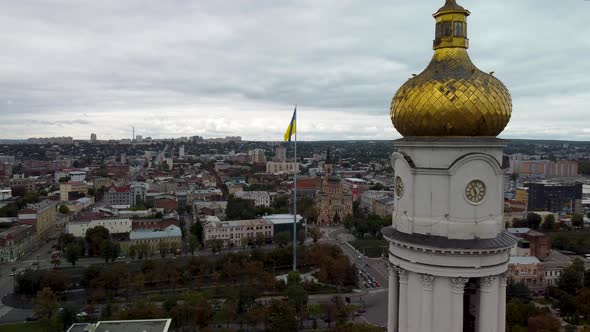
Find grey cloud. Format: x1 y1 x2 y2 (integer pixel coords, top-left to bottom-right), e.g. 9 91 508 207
0 0 587 140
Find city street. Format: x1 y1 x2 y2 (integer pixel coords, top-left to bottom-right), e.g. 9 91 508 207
322 226 389 328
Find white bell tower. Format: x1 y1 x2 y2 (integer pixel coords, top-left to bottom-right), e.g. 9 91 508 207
384 1 518 331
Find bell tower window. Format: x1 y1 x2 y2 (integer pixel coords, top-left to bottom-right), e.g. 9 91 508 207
454 21 464 37
442 22 452 37
435 22 442 39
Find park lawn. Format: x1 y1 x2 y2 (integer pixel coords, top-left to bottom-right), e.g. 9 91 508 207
350 238 388 258
0 321 45 332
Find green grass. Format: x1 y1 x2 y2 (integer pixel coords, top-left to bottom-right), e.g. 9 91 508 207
350 238 388 258
0 321 46 332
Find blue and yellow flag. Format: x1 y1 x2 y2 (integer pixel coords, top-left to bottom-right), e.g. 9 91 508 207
284 106 297 142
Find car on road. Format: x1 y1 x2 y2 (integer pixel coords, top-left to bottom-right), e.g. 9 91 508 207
26 314 40 321
358 308 366 314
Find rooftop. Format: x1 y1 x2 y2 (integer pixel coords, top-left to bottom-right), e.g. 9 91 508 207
93 319 171 332
507 227 531 235
509 256 541 265
130 225 181 240
262 214 303 225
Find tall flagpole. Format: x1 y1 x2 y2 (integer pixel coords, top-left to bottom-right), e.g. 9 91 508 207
293 105 297 272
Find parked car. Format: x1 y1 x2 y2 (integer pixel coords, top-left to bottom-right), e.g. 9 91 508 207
26 314 40 321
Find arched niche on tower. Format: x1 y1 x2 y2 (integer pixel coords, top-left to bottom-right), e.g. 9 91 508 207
448 153 504 240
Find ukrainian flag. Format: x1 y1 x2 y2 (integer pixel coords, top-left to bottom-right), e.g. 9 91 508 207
284 106 297 142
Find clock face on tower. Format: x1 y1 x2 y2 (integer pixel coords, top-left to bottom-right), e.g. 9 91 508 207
395 176 404 198
465 180 486 204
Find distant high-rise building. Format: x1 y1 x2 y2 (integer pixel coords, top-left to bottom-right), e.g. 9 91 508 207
275 146 287 162
179 145 185 158
90 133 97 142
135 135 143 143
249 149 266 163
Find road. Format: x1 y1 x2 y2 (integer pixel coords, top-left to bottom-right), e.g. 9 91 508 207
0 235 58 322
321 226 389 328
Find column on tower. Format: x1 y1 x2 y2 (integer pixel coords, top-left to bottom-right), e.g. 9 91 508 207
450 277 469 332
418 274 434 332
388 264 399 332
396 267 409 332
477 276 500 332
497 274 508 332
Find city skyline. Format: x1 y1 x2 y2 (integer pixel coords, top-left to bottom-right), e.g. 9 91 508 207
0 0 588 141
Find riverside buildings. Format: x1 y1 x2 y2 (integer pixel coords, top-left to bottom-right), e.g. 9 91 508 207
384 1 517 331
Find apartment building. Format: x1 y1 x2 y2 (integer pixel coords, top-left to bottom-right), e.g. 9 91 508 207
18 200 58 239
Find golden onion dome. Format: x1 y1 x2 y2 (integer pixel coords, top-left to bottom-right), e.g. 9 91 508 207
391 0 512 137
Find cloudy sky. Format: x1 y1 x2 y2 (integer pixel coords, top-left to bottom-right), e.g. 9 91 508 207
0 0 588 141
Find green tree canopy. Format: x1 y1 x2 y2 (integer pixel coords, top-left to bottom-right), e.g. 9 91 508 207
65 242 82 267
526 213 542 229
266 299 297 332
85 225 110 256
572 214 584 228
33 287 59 322
542 214 556 231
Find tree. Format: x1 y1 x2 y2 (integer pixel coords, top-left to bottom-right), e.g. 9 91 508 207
320 301 338 328
287 271 308 314
506 298 540 329
58 205 69 214
542 214 556 231
33 287 59 322
572 214 584 228
187 234 199 255
274 231 290 248
309 227 322 243
255 233 266 247
193 298 214 329
100 240 120 263
41 270 67 293
158 241 169 257
512 218 528 228
507 280 531 302
85 225 110 256
559 258 585 294
227 195 257 220
190 220 204 242
526 213 542 230
207 239 223 253
65 243 82 267
129 245 137 260
527 314 561 332
266 299 297 332
51 258 61 268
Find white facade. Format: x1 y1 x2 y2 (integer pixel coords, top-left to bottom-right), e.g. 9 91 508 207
0 188 12 201
131 182 149 206
66 217 132 237
266 161 299 174
203 219 273 247
386 138 516 332
234 191 271 207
